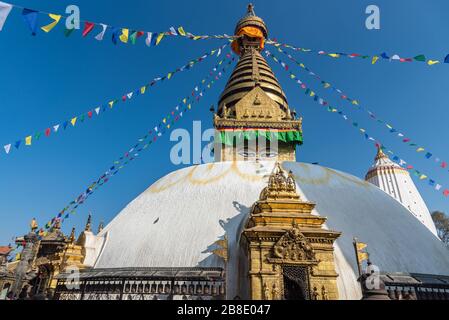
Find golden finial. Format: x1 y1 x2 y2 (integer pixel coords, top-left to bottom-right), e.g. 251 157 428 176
85 213 92 232
30 218 38 232
69 227 76 243
247 3 255 16
97 221 104 234
375 145 388 161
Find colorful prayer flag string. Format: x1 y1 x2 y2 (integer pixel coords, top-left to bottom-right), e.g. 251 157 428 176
3 43 228 156
266 39 449 67
267 47 449 176
39 52 236 233
265 50 449 199
0 3 237 46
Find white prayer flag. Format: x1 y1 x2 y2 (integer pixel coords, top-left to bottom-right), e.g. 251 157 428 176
4 143 11 154
169 26 177 35
145 32 153 47
53 124 60 132
95 23 107 41
95 107 100 115
0 2 13 31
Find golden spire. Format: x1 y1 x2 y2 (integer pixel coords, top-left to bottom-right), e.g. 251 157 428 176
30 218 38 232
85 213 92 232
97 221 104 234
375 145 388 161
69 227 76 243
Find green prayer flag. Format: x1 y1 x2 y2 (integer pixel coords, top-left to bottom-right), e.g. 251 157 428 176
413 55 426 62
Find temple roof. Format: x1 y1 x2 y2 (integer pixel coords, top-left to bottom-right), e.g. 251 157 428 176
0 246 12 255
217 49 289 114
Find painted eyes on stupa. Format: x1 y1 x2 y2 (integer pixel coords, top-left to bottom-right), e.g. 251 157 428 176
237 148 278 159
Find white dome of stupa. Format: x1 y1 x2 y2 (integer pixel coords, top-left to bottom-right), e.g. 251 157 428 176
88 161 449 300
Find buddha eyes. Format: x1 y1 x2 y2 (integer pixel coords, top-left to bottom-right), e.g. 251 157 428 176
237 148 278 158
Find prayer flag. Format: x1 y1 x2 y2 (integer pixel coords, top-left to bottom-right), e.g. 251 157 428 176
41 14 61 33
444 54 449 64
4 144 11 154
0 2 13 31
95 23 107 41
427 60 439 66
71 117 77 126
82 21 95 37
177 26 186 36
111 27 120 44
444 190 449 197
45 128 51 137
22 8 38 36
413 55 426 62
25 136 32 146
119 28 129 43
155 32 164 45
145 32 153 46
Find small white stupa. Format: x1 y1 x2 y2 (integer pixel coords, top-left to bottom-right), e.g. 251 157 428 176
365 146 438 236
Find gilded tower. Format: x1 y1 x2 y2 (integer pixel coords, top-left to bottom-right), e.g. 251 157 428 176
241 163 342 300
214 4 303 162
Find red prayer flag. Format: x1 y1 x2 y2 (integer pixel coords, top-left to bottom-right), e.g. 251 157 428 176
442 162 448 168
406 165 414 170
82 22 95 37
45 128 51 137
87 111 93 118
403 138 411 143
137 31 145 38
444 189 449 197
122 95 126 102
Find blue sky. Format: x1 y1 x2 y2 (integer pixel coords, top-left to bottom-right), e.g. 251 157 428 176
1 0 449 245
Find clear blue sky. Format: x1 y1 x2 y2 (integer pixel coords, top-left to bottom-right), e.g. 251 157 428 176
1 0 449 245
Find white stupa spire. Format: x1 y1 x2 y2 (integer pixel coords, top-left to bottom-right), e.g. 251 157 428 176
365 146 438 236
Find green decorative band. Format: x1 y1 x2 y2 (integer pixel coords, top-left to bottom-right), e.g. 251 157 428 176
217 129 303 146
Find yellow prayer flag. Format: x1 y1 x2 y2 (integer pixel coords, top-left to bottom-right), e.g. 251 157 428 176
71 117 77 126
324 83 331 88
193 36 201 40
41 14 62 33
140 86 146 94
167 73 172 80
356 242 367 251
177 26 186 36
300 63 305 68
290 74 296 79
188 104 191 109
352 100 359 105
427 60 440 66
417 147 425 152
310 91 315 97
372 56 379 65
183 98 187 104
420 175 428 180
109 101 114 108
25 136 32 146
167 124 171 129
163 118 166 124
119 29 129 43
358 252 369 263
156 33 165 45
328 53 340 58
